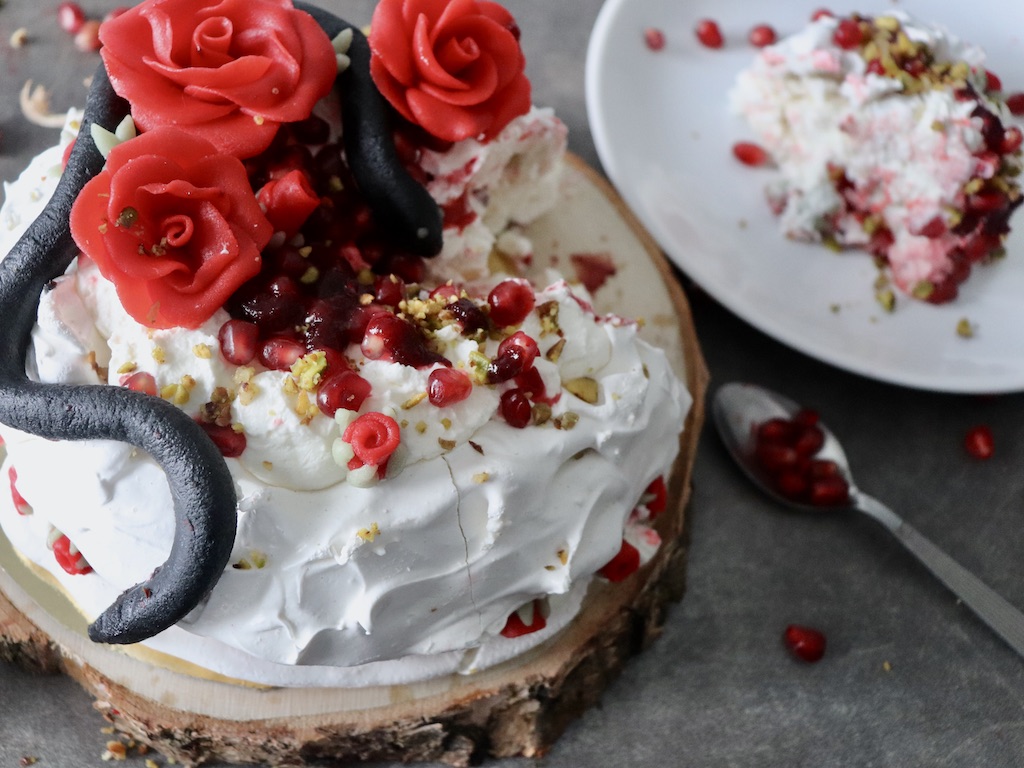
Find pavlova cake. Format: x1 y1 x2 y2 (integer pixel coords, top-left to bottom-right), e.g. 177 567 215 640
0 0 702 763
731 11 1023 306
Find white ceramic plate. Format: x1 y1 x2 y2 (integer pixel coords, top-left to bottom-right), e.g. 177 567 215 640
586 0 1024 393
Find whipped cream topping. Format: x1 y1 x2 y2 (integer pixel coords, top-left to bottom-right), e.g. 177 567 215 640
0 109 689 687
730 12 1016 294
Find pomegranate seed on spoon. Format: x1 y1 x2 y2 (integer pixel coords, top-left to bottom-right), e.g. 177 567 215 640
732 142 770 167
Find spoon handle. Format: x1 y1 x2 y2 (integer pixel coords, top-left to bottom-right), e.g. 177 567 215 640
855 492 1024 657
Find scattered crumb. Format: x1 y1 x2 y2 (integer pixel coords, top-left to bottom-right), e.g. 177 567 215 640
20 80 68 128
829 303 841 314
738 218 748 229
9 27 29 49
882 660 893 672
19 757 39 767
102 739 128 761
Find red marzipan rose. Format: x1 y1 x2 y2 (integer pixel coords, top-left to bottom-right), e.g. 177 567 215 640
369 0 531 143
70 128 273 329
99 0 337 159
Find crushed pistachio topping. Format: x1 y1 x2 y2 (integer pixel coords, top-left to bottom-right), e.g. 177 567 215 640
536 300 561 336
116 361 137 374
438 437 457 451
545 337 566 362
554 412 580 430
357 522 381 542
193 343 212 359
294 390 318 423
234 366 259 405
151 346 166 364
87 351 108 381
557 548 569 565
441 417 453 430
956 317 975 338
291 351 327 391
402 392 428 410
199 387 234 426
532 402 552 425
159 376 195 406
563 376 599 404
232 550 268 570
473 472 490 483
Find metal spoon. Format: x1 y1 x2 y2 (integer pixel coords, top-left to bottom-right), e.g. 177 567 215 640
713 381 1024 658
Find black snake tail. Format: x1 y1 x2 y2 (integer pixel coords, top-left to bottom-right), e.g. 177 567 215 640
0 7 441 645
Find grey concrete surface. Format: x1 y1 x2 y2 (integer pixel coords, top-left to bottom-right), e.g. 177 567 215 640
3 1 1024 766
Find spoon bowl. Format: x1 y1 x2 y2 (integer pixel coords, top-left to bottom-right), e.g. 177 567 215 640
713 381 1024 659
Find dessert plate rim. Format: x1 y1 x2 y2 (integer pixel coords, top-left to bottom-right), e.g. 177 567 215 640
586 0 1024 394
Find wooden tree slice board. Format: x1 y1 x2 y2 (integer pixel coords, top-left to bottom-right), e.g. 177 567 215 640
0 155 708 767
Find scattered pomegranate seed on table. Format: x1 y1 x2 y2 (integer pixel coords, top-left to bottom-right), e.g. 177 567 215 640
751 407 851 507
74 20 102 52
732 141 769 167
783 624 827 662
643 27 666 51
963 425 995 460
57 2 87 35
748 24 777 48
694 18 724 49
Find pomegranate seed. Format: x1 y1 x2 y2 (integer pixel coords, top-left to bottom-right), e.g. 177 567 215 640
316 370 372 416
342 412 401 468
446 297 490 336
792 408 819 428
775 470 810 500
757 417 795 443
808 476 850 506
487 331 540 384
810 8 834 21
219 319 260 365
1007 92 1024 116
259 337 306 371
428 367 473 407
985 70 1002 93
598 540 641 582
57 2 87 35
694 19 724 49
964 425 994 459
487 279 535 328
916 216 947 239
808 459 842 478
74 20 102 52
515 366 550 403
499 389 532 428
643 476 668 517
199 422 247 458
865 58 885 76
1001 126 1023 155
9 467 32 516
361 314 448 368
500 599 548 638
832 18 863 50
374 275 406 307
793 425 825 457
748 24 777 48
52 533 92 575
967 190 1007 214
732 141 769 167
123 371 157 396
755 442 800 473
783 624 827 662
643 27 666 51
